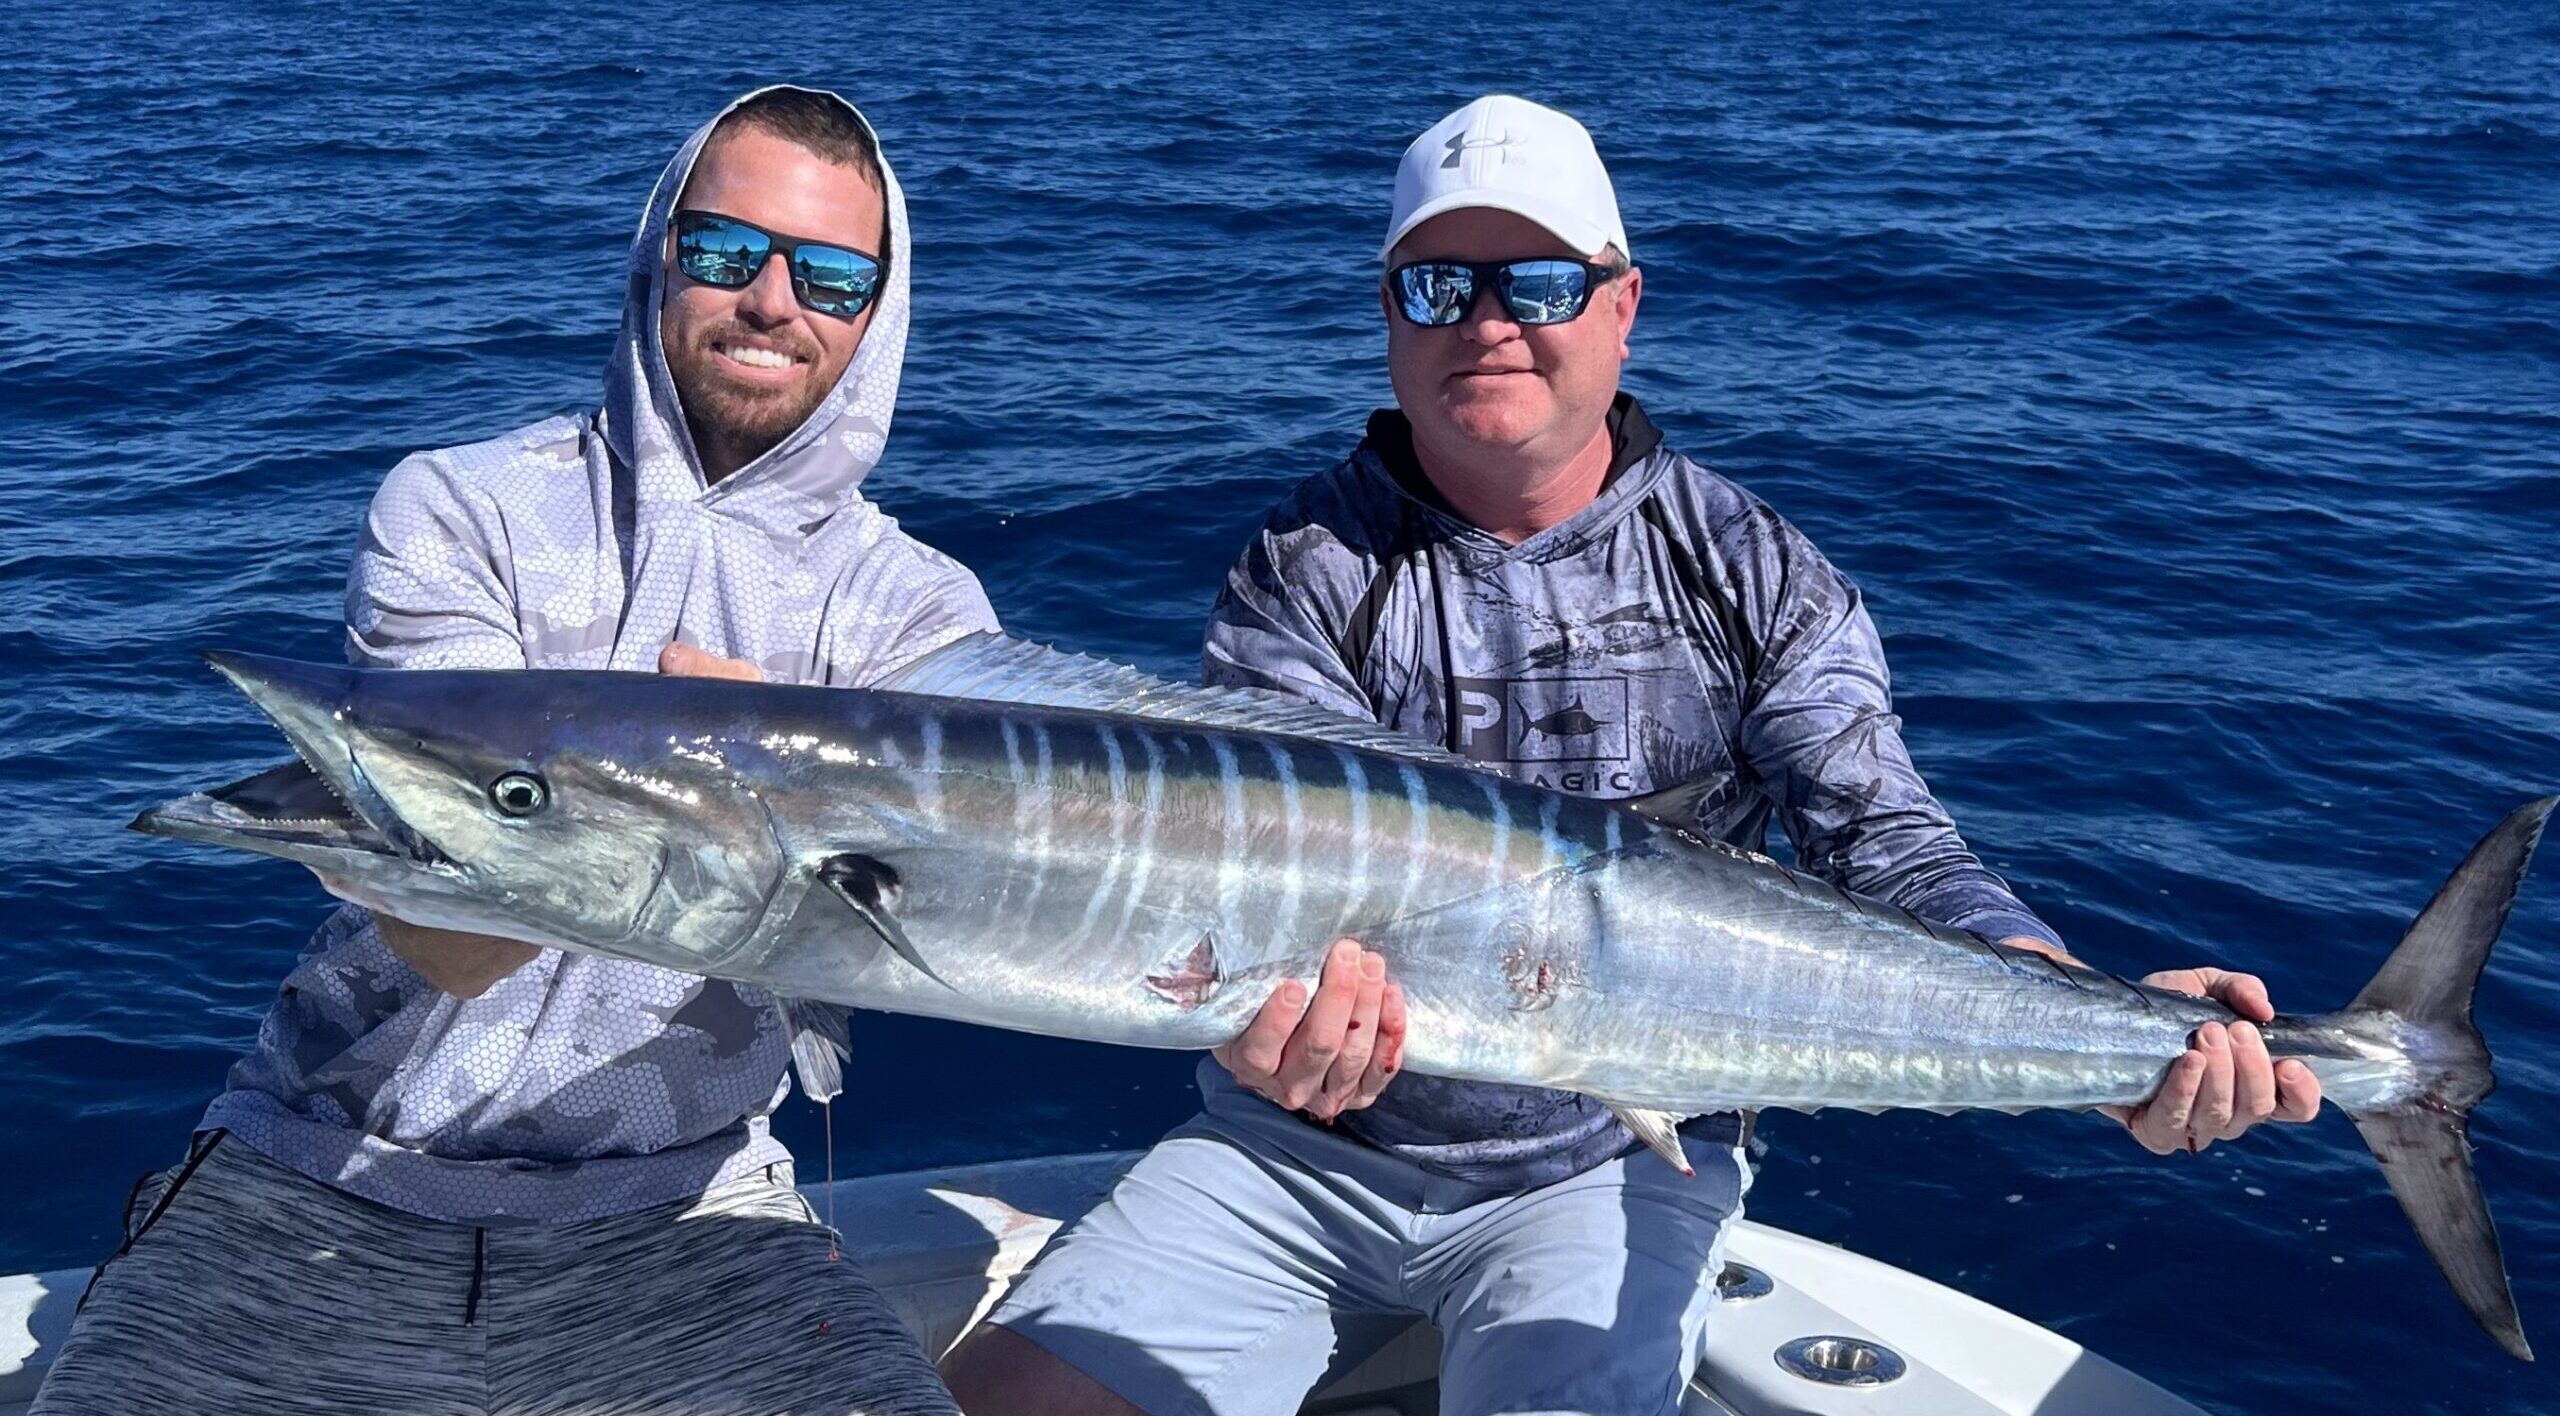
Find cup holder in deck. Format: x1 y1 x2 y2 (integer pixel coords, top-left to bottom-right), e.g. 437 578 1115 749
1773 1335 1906 1387
1714 1261 1772 1301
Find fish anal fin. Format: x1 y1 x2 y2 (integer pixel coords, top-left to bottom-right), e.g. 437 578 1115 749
1604 1102 1694 1176
818 853 951 990
777 997 851 1103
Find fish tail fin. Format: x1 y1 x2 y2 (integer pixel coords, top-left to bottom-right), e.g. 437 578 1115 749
2338 795 2553 1363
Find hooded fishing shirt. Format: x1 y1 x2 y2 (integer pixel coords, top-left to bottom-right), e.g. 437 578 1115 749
200 89 998 1225
1201 395 2060 1193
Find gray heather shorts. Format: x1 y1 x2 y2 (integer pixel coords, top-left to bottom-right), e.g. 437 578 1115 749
987 1093 1750 1416
33 1131 958 1416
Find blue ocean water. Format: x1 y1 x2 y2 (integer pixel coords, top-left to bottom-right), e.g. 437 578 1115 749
3 2 2556 1410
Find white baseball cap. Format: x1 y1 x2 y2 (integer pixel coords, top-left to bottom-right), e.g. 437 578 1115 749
1381 95 1630 263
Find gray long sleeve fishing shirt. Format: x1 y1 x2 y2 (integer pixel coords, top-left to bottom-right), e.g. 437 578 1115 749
1200 395 2060 1192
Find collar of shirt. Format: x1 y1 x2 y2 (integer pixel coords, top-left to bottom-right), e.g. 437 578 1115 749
1362 392 1664 521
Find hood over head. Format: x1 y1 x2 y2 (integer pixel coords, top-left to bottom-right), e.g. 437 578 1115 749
601 84 914 531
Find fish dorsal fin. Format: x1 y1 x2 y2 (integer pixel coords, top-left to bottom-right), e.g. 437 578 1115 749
876 633 1474 768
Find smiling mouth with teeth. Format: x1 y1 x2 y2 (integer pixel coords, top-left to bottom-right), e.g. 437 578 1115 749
716 342 804 371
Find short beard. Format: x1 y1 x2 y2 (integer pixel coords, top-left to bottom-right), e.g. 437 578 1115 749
664 317 832 476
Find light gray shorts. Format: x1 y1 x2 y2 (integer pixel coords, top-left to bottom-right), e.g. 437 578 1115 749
34 1131 958 1416
987 1094 1750 1416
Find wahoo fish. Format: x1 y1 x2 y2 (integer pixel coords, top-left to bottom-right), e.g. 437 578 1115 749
134 635 2547 1359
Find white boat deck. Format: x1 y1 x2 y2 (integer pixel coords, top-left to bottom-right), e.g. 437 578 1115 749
0 1151 2200 1414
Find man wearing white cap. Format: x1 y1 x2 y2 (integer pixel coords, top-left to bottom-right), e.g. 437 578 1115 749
945 94 2318 1416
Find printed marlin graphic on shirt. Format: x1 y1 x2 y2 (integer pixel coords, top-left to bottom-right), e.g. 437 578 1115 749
1465 582 1701 678
1457 677 1631 765
1520 697 1609 747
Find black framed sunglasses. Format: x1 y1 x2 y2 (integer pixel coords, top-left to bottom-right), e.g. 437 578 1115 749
671 209 885 319
1387 257 1618 328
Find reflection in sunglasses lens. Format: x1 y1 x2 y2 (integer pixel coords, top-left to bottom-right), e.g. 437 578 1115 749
678 216 771 289
1398 264 1475 326
1504 263 1584 323
674 211 882 318
1393 259 1595 327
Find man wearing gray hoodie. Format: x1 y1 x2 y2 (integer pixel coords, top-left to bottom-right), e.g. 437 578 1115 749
36 88 982 1416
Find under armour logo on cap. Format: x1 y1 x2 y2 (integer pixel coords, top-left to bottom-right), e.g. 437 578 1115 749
1441 130 1525 168
1386 95 1630 262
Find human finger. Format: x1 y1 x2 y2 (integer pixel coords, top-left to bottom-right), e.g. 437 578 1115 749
2272 1058 2324 1123
1272 941 1364 1110
2204 970 2275 1023
2129 1050 2205 1155
1308 952 1387 1120
660 642 762 681
2187 1022 2235 1151
2225 1020 2277 1139
2140 967 2210 998
1215 978 1310 1093
1342 981 1408 1113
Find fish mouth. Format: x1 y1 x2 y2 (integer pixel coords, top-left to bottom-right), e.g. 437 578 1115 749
130 653 452 872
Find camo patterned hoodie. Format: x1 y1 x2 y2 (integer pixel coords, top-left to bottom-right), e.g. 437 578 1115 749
1201 396 2060 1192
200 88 997 1225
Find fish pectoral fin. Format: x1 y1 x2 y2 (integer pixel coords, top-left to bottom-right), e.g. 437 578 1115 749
1621 775 1729 828
817 853 951 991
1603 1102 1695 1177
777 997 852 1104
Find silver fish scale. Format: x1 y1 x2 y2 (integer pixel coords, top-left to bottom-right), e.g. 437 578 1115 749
721 695 2242 1118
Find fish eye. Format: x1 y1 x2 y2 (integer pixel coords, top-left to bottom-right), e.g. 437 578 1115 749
489 771 549 818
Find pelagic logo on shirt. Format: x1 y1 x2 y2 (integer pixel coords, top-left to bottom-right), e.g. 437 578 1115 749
1454 674 1630 766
